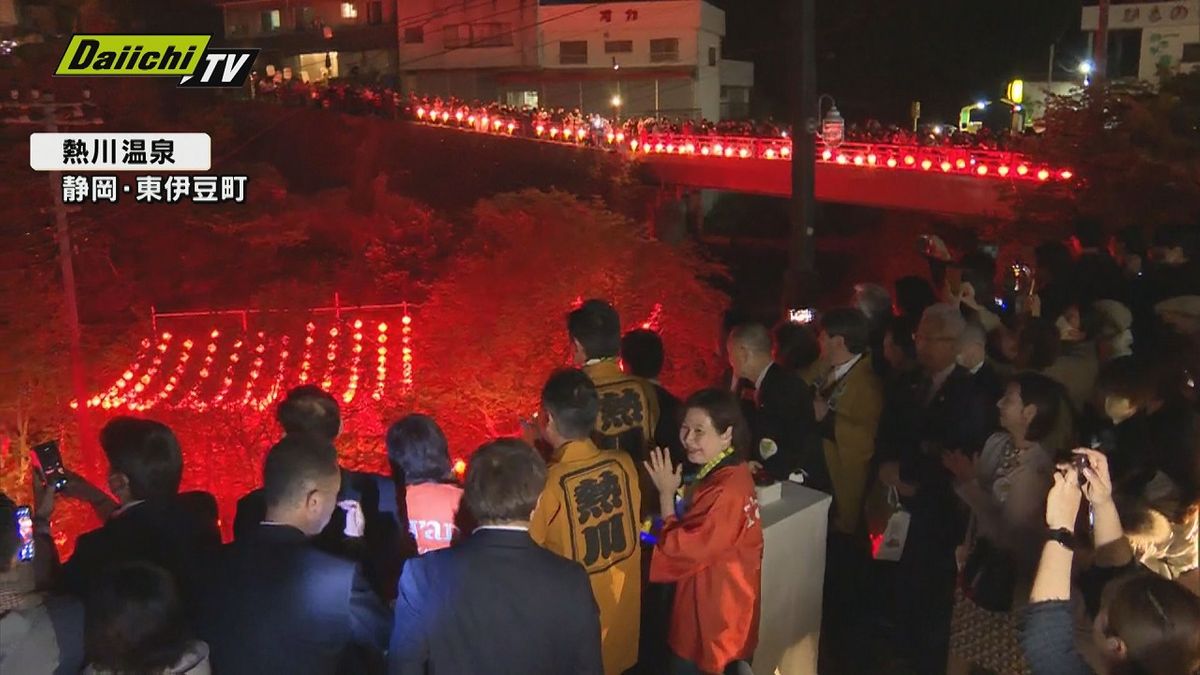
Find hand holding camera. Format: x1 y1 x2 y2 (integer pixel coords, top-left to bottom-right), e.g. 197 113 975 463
1071 448 1113 508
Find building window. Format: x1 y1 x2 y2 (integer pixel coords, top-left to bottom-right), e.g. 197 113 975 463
1183 43 1200 63
650 38 680 63
473 22 514 47
368 1 383 25
341 2 358 19
261 9 281 32
444 24 471 48
560 40 589 65
605 40 633 54
404 26 424 44
708 46 717 66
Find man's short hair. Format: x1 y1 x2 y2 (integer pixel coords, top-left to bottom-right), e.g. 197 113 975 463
464 439 547 525
728 323 773 355
0 493 17 573
85 561 191 673
920 303 968 339
541 368 600 441
820 308 870 355
276 385 340 441
100 417 183 501
620 329 665 379
1099 356 1158 409
568 299 622 360
773 321 821 372
261 434 339 510
84 557 189 672
386 413 452 484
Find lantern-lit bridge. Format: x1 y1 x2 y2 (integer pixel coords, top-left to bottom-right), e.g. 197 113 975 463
410 110 1075 219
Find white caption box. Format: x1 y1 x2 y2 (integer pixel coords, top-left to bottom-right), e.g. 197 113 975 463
29 132 212 171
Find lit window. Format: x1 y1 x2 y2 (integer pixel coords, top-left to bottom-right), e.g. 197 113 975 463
261 9 281 32
341 2 358 19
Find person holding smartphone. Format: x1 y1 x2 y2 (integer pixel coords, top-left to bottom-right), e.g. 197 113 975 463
0 487 85 675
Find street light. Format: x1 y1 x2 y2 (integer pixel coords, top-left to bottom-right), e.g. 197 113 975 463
611 94 622 124
975 100 987 110
1078 60 1094 75
611 94 622 108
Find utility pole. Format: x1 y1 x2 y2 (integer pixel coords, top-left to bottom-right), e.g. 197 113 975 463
783 0 817 310
3 89 102 464
1094 0 1110 81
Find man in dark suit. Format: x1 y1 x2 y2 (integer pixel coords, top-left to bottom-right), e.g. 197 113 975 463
621 328 685 466
389 439 603 675
875 303 994 675
60 417 220 605
233 385 412 599
728 323 825 487
197 434 392 675
957 321 1005 414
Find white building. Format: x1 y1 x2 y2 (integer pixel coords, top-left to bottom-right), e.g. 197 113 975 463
217 0 398 82
397 0 753 120
1081 0 1200 82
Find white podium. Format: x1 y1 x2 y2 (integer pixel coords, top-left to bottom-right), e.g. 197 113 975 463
752 482 831 675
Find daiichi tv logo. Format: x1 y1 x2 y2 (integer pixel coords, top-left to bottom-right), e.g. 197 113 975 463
56 35 258 88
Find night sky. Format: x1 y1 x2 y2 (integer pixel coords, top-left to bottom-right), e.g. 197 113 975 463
714 0 1089 124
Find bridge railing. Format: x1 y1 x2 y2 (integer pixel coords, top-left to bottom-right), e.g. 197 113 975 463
408 109 1075 183
624 134 1073 182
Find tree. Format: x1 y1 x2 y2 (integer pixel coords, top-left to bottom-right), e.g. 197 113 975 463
413 189 728 455
1015 71 1200 232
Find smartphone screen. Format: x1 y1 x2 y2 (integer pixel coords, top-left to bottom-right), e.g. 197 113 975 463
789 308 815 324
15 506 34 562
32 440 69 492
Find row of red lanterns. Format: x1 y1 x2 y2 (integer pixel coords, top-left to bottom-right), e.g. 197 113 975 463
412 107 1074 183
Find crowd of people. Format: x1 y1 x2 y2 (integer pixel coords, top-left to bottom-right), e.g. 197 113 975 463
248 74 1019 151
2 217 1199 675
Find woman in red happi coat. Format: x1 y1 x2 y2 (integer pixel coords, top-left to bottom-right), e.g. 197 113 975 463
645 388 764 675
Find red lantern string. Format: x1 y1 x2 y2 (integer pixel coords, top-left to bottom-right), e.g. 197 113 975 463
299 322 316 385
241 332 267 408
373 321 388 401
343 323 364 405
321 325 340 392
212 338 244 406
401 314 413 391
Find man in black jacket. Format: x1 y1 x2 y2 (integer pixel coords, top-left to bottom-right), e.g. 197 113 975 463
875 303 994 675
388 439 603 675
60 417 219 605
233 385 411 599
728 322 825 487
197 434 392 675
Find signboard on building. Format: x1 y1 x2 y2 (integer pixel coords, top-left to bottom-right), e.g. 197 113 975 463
1082 1 1197 29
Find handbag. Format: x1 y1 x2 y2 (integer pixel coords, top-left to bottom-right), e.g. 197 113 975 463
962 534 1017 612
872 487 910 562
